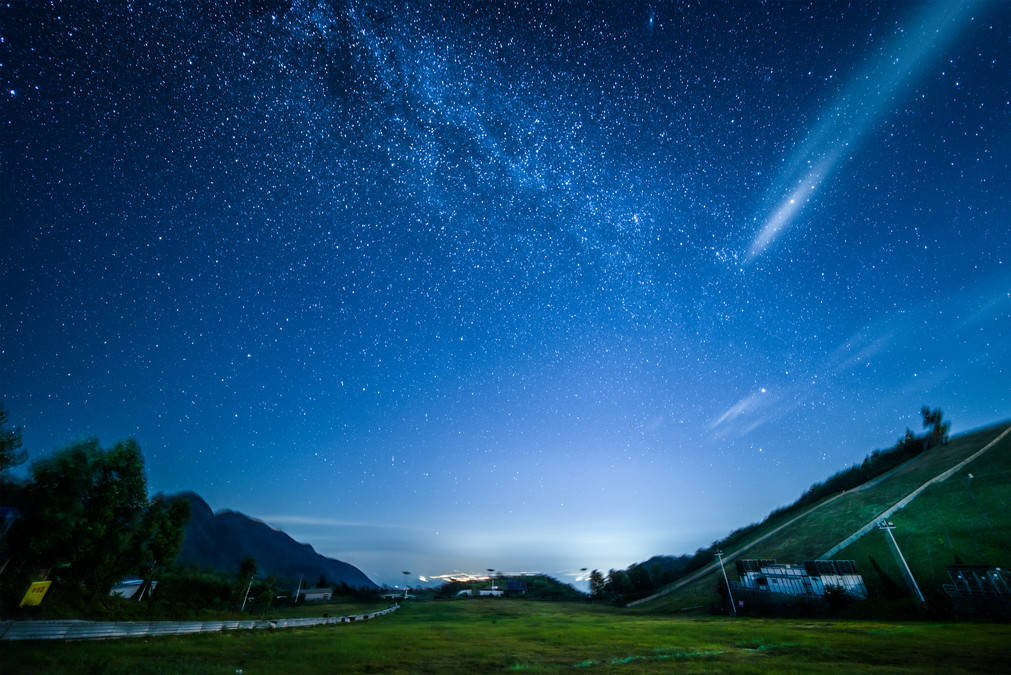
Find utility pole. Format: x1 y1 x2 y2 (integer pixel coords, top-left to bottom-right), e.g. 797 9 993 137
240 576 254 612
878 520 925 605
293 575 303 604
716 550 736 617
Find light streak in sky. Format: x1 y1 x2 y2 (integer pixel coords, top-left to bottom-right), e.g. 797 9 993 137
746 0 987 262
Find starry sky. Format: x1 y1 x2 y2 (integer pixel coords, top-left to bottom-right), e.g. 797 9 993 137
2 0 1009 588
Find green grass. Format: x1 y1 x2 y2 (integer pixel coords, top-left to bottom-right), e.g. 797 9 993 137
261 599 389 619
635 422 1011 612
3 600 1009 673
838 423 1011 602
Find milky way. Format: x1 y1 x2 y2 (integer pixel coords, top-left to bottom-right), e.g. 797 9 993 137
3 1 1009 585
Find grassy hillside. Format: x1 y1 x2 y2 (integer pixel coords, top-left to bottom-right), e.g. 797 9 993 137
633 421 1011 613
837 423 1011 604
4 600 1009 673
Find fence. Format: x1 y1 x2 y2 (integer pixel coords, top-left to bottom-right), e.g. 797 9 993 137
0 605 398 641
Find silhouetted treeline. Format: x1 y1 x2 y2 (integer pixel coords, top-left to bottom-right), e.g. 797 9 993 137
593 408 950 604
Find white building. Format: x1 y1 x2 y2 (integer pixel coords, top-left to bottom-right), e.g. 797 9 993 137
298 587 333 602
735 559 867 599
109 579 157 599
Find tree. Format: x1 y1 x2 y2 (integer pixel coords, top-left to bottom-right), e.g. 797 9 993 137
921 407 950 447
256 575 278 615
6 438 190 598
0 404 26 473
607 569 632 597
14 438 148 594
628 564 652 594
236 556 257 608
132 496 190 601
588 569 606 598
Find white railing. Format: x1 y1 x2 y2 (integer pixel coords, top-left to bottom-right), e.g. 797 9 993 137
0 605 399 641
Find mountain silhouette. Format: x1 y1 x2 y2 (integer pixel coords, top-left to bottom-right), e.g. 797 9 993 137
173 492 376 588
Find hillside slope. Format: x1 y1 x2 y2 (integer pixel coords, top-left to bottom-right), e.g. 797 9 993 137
837 425 1011 602
174 492 376 588
632 421 1011 612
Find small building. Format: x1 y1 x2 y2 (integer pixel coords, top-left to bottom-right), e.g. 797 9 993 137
735 559 867 599
943 565 1011 600
478 589 503 597
110 579 157 599
943 565 1011 617
298 587 333 602
942 565 1006 598
381 591 416 599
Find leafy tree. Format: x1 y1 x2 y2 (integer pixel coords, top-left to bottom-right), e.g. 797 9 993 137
0 404 26 473
606 569 632 597
5 438 190 600
132 496 190 601
588 569 606 598
236 556 257 607
239 556 257 581
317 574 328 588
628 564 652 594
255 574 278 615
921 407 950 447
154 567 233 613
14 438 147 594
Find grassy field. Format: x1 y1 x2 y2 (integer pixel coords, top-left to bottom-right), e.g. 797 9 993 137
3 599 1010 673
635 422 1011 612
261 599 390 619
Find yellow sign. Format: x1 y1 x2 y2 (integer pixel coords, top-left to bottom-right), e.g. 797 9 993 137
19 580 52 607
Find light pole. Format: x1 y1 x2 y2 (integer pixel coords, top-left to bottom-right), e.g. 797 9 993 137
240 576 254 612
878 520 925 605
401 571 411 600
716 550 736 617
487 568 495 590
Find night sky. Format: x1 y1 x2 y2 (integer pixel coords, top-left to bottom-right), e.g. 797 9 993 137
3 1 1009 588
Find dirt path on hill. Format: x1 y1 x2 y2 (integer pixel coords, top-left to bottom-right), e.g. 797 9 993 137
818 424 1011 559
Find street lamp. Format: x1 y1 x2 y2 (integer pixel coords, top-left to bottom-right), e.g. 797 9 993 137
877 520 925 605
240 575 254 612
401 571 411 600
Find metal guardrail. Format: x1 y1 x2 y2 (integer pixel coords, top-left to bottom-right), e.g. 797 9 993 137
0 605 399 641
